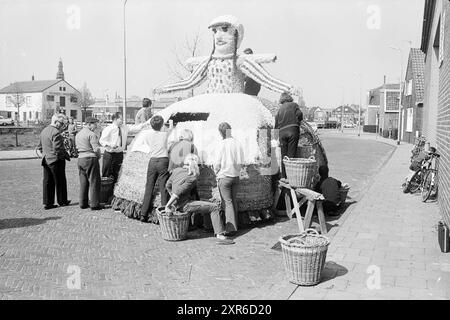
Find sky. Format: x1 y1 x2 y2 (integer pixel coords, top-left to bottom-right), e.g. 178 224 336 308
0 0 425 108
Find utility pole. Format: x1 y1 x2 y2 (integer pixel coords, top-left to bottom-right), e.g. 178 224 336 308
123 0 128 122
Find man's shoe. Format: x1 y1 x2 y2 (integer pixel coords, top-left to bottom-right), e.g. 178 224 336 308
80 205 89 209
90 205 104 211
60 200 71 206
139 215 148 223
44 204 58 210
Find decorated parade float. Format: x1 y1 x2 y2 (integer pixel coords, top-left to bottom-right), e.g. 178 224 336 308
112 15 327 224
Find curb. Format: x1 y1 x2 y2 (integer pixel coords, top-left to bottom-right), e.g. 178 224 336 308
0 157 39 161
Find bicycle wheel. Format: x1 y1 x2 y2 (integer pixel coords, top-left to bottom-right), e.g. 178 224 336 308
408 170 422 193
421 170 433 202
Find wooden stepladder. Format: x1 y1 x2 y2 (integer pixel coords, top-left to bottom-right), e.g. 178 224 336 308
273 180 328 234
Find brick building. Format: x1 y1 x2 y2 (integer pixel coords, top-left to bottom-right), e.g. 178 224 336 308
421 0 449 227
366 82 400 136
400 48 425 144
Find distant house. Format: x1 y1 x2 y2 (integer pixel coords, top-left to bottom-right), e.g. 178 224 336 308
331 105 359 125
400 48 425 144
366 82 400 135
88 96 182 123
0 60 81 122
307 107 327 124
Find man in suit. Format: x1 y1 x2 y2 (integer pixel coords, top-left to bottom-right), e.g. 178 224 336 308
38 113 71 210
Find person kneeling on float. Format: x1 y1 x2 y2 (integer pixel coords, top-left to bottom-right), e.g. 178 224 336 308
164 154 235 245
314 165 342 217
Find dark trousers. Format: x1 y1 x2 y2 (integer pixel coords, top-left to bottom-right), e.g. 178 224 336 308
280 127 300 178
102 151 124 183
218 176 240 233
42 158 68 206
78 157 101 208
141 157 170 217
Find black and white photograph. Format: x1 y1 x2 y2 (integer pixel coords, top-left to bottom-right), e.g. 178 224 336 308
0 0 449 303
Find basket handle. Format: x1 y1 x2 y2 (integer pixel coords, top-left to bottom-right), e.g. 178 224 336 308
303 228 319 236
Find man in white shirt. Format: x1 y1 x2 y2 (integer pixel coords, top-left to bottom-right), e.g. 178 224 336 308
99 112 144 183
214 122 245 235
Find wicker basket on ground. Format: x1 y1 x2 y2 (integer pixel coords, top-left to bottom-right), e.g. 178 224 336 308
279 229 330 286
156 207 191 241
282 157 317 188
339 185 350 205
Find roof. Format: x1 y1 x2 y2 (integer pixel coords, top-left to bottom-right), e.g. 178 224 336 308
0 80 62 94
368 83 400 106
333 105 359 114
408 48 426 104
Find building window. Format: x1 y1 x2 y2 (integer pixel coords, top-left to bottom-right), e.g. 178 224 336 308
70 95 78 103
70 110 77 119
406 80 413 96
63 87 66 91
60 96 66 107
47 95 54 102
385 91 400 112
439 12 446 67
29 111 32 119
7 112 11 118
406 108 413 132
23 112 26 121
26 96 31 106
35 111 39 119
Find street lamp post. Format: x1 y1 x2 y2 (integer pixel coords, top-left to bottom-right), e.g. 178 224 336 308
339 86 345 133
389 45 404 145
123 0 128 122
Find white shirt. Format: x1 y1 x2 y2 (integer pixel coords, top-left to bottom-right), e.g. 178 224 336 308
214 137 245 178
99 122 144 153
129 128 169 158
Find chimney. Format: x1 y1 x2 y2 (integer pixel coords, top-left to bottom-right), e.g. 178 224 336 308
32 75 35 81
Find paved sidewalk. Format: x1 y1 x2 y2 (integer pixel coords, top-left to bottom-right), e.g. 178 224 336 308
0 149 38 160
290 142 450 300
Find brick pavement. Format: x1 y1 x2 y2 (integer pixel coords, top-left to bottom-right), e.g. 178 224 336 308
0 133 411 300
290 141 450 300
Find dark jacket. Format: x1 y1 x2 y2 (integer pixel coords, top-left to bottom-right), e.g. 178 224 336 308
315 177 342 205
274 102 303 131
38 125 69 165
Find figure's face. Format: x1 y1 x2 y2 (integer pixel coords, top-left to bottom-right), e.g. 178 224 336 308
115 116 123 126
212 24 236 55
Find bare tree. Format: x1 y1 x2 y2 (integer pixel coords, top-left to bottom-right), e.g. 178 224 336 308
166 31 202 97
76 83 95 122
7 83 25 126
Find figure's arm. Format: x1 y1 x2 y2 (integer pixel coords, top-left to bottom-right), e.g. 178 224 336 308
238 56 294 93
126 122 145 134
154 60 208 94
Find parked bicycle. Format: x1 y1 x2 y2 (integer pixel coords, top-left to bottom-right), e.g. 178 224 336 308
421 151 440 202
403 148 439 200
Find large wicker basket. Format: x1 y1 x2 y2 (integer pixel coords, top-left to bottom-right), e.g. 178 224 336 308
282 157 317 188
156 207 191 241
280 229 330 286
338 186 350 205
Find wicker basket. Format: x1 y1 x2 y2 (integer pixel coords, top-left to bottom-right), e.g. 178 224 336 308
282 157 317 188
156 207 191 241
279 229 330 286
339 186 350 205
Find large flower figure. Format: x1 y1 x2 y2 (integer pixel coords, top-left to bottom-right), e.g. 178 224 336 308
154 15 300 96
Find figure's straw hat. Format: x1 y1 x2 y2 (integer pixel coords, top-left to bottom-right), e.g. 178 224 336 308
208 15 244 48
